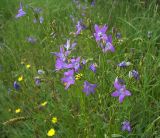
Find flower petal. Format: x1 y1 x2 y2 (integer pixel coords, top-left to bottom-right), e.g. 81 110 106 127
119 95 125 103
111 91 120 97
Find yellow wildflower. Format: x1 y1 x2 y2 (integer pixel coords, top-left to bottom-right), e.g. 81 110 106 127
47 128 55 137
41 101 48 106
26 64 31 69
75 73 83 80
52 117 57 124
18 76 23 82
15 108 21 113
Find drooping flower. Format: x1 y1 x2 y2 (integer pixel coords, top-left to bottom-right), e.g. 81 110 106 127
83 81 97 96
101 35 115 53
64 39 77 51
118 61 131 67
91 0 96 6
94 24 108 42
52 117 58 124
35 77 41 86
70 57 81 72
89 63 97 73
129 70 140 80
39 16 44 24
16 3 26 18
13 81 20 90
116 32 122 39
76 21 83 35
47 128 56 137
26 37 37 44
61 70 75 89
111 78 131 103
81 59 86 65
38 69 45 75
122 121 131 132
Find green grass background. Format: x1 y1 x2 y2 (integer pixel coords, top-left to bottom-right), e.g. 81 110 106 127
0 0 160 137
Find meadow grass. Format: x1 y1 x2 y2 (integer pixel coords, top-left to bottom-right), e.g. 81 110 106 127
0 0 160 137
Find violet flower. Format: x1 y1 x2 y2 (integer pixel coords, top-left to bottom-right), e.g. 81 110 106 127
94 24 108 42
35 77 41 86
116 32 122 39
70 57 81 72
39 16 44 24
111 78 131 103
83 81 97 96
122 121 131 132
102 35 115 52
16 3 26 18
91 0 96 6
51 46 71 61
118 61 131 67
13 81 20 90
129 70 140 80
76 21 83 35
89 63 97 73
55 58 72 71
27 37 37 44
61 70 75 89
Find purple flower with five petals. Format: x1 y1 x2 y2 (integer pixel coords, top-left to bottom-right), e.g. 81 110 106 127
111 78 131 103
61 70 75 89
83 81 97 96
89 63 97 73
102 35 115 53
122 121 132 132
16 3 26 18
70 57 81 72
94 24 108 42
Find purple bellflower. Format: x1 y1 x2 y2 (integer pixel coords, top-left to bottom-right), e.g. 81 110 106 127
61 70 75 89
118 61 131 67
55 58 72 71
122 121 132 132
70 57 81 72
39 16 44 24
51 46 71 61
111 78 131 103
83 81 97 96
76 21 83 35
13 81 20 90
16 3 26 18
129 70 140 80
89 63 97 73
27 37 37 44
94 24 108 42
102 35 115 53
